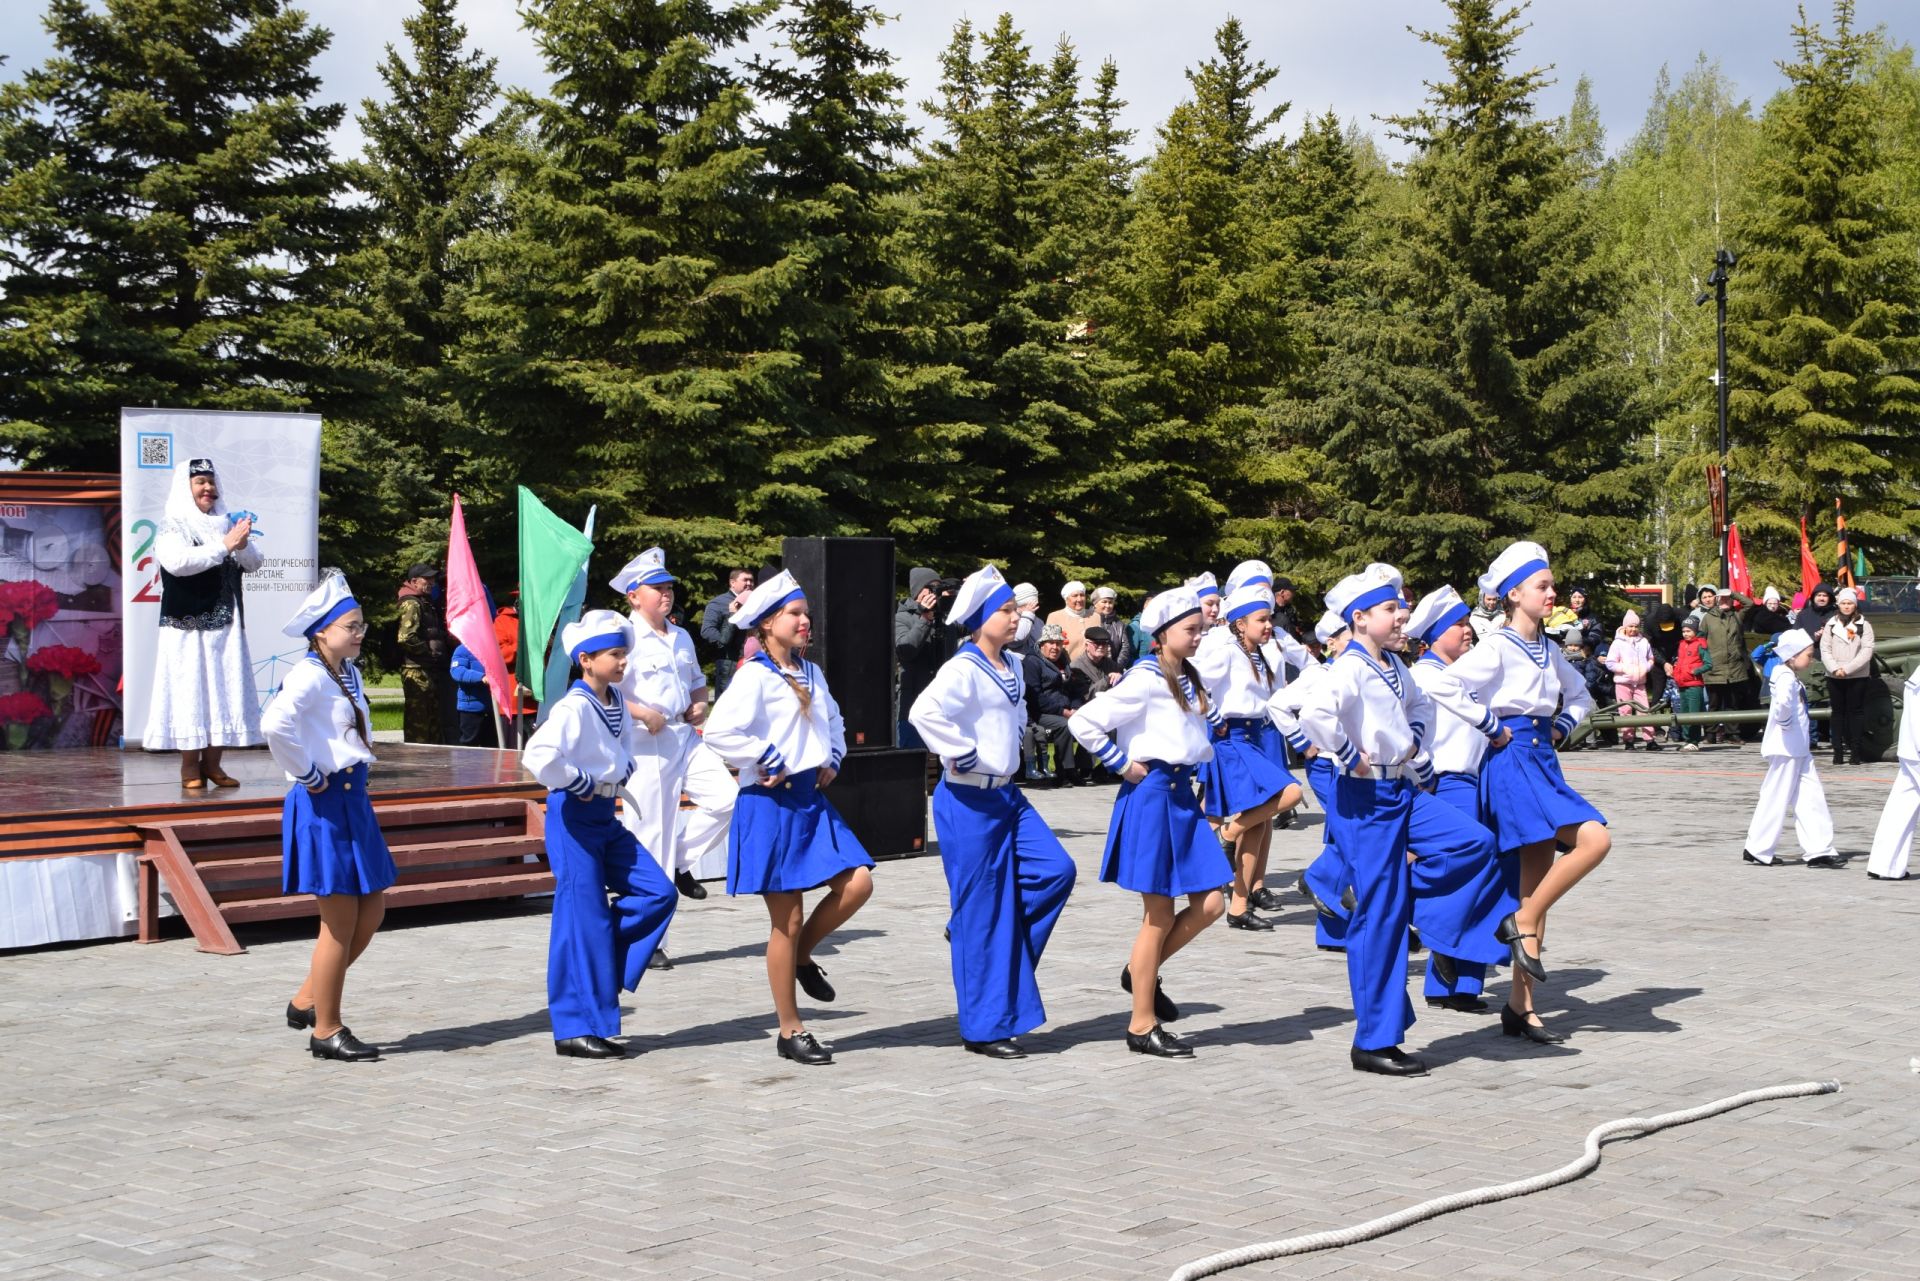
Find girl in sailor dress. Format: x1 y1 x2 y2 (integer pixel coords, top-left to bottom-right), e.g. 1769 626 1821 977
521 610 678 1060
262 574 396 1064
1193 582 1303 931
1268 610 1354 949
1069 588 1227 1059
908 567 1077 1060
1405 586 1506 1023
703 571 876 1067
1422 541 1611 1042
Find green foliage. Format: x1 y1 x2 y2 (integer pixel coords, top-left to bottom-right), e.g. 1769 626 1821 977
0 0 365 466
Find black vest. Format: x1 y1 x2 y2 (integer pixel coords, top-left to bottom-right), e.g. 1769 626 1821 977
158 529 244 631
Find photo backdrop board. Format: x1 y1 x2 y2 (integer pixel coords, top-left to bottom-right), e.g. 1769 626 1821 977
119 408 322 747
0 473 122 750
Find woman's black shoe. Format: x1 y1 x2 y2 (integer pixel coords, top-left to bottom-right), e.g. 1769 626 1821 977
777 1029 834 1065
647 948 674 971
1426 994 1490 1013
674 870 708 900
1296 876 1337 918
1500 1004 1566 1044
1226 911 1274 931
1126 1024 1193 1058
286 1002 316 1030
1120 964 1180 1022
309 1028 380 1062
1494 912 1548 982
964 1038 1027 1060
796 961 836 1002
1249 887 1283 912
555 1035 627 1059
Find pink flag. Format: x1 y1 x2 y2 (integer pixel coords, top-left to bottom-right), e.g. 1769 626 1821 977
446 495 515 721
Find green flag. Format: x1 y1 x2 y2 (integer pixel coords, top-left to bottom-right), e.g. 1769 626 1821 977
518 486 596 704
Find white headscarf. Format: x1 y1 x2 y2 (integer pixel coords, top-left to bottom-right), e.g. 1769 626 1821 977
163 457 230 545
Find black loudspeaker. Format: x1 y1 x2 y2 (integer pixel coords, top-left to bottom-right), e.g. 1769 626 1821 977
781 536 896 751
826 747 929 859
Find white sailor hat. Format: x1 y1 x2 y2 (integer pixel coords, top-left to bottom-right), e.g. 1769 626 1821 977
1479 540 1551 601
1182 572 1220 600
285 572 361 639
564 608 632 661
1142 587 1203 637
1406 584 1471 646
1314 608 1349 644
608 546 674 594
1224 560 1273 595
1012 581 1040 606
947 565 1016 632
1326 563 1405 625
1222 581 1274 624
1774 628 1816 662
735 569 806 631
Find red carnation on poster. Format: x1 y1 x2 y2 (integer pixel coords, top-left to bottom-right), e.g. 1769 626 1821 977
0 691 50 725
25 645 102 682
0 580 60 634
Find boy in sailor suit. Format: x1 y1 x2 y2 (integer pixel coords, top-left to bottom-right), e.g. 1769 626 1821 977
1297 565 1508 1077
1742 629 1840 869
609 547 723 970
522 610 679 1059
909 566 1077 1060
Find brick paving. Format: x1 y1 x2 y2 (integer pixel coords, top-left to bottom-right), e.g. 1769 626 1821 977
4 747 1919 1279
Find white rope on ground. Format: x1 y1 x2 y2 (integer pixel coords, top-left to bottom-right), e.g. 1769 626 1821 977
1168 1079 1841 1281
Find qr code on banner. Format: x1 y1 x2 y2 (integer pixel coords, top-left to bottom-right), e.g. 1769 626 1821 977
137 432 173 468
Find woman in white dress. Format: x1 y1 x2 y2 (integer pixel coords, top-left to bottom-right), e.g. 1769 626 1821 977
142 458 263 788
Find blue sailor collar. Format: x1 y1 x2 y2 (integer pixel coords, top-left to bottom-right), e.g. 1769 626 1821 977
1497 627 1552 670
1342 640 1405 698
751 649 815 692
959 641 1022 705
304 653 363 700
567 678 627 740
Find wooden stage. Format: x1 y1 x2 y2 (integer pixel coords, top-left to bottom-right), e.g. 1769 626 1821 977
0 745 544 863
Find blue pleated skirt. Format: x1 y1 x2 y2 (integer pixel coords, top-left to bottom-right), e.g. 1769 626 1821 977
1478 715 1607 854
282 763 397 896
1100 761 1232 897
1200 718 1295 818
727 768 876 896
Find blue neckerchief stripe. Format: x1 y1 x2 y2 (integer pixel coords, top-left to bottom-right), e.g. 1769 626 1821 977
1498 627 1551 670
959 642 1022 706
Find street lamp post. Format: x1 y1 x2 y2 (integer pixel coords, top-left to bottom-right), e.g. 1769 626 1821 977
1697 248 1734 591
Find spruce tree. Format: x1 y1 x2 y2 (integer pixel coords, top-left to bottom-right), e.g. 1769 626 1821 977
327 0 505 594
1725 0 1920 584
457 0 794 583
0 0 365 467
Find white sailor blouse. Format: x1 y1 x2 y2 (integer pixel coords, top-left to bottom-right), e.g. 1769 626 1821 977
702 654 847 780
619 618 706 741
1423 627 1595 744
908 643 1027 778
1068 658 1221 772
522 681 638 798
1411 654 1490 777
1295 643 1436 785
1193 626 1281 719
1266 657 1336 756
262 655 376 787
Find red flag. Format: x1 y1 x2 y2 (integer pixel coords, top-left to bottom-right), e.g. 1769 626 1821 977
1834 496 1855 589
1726 523 1752 598
446 495 515 721
1799 514 1821 597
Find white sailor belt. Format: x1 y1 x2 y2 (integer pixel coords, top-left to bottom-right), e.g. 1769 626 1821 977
947 770 1014 789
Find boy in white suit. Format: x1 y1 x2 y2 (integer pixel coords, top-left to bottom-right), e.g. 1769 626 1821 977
1865 659 1920 881
1741 629 1840 868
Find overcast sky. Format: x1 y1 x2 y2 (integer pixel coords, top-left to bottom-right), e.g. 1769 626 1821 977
3 1 1915 162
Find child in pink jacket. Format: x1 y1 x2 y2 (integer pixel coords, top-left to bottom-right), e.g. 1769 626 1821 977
1604 610 1658 750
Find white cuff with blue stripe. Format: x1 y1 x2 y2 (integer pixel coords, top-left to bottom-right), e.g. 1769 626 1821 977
830 749 845 770
758 744 788 776
1204 705 1225 730
1284 731 1312 755
1408 719 1428 750
1413 755 1435 788
1477 708 1501 738
564 769 596 799
1093 738 1130 772
953 748 979 774
1552 712 1577 739
1336 739 1361 770
295 763 324 788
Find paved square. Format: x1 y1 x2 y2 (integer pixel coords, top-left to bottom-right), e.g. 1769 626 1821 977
4 749 1918 1280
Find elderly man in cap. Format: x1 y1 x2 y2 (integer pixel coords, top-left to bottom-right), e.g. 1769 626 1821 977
1046 580 1097 659
396 561 450 743
1024 622 1088 785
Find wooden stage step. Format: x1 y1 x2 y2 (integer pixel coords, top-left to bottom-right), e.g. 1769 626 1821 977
136 795 552 955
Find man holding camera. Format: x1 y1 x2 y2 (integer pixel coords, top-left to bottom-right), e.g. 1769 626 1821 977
896 565 961 749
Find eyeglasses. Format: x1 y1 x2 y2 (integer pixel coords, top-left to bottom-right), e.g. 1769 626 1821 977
332 621 369 637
